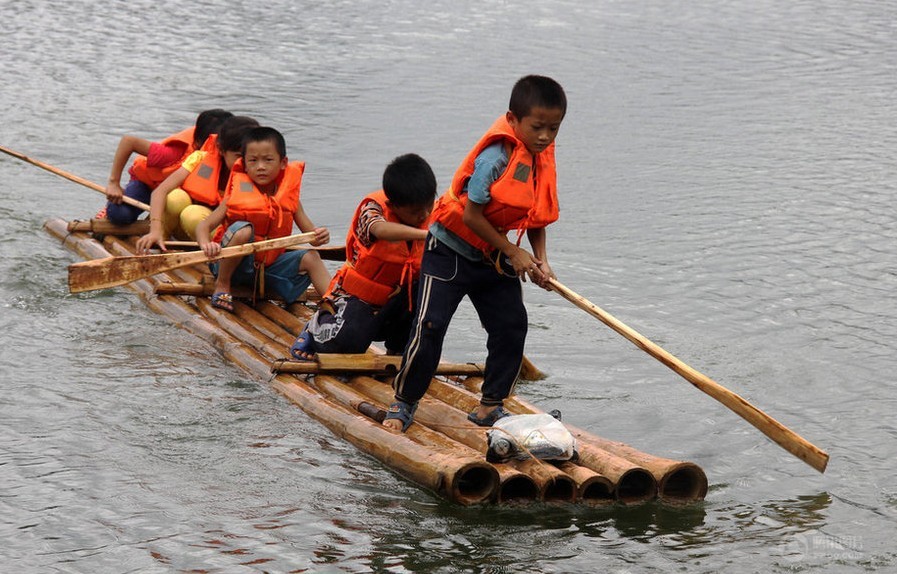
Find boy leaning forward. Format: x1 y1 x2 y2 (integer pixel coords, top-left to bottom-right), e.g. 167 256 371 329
383 75 567 432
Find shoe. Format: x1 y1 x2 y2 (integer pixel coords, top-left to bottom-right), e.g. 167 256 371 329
289 326 316 361
467 405 510 427
210 292 234 312
384 400 418 432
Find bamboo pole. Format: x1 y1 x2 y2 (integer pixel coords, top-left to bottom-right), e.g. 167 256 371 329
547 278 828 473
45 219 700 505
68 219 151 235
2 145 150 210
430 376 657 504
337 375 577 503
49 220 500 505
459 376 704 503
312 376 503 504
272 355 486 377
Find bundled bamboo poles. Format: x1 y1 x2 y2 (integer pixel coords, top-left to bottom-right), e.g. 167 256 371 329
45 219 498 505
460 377 708 504
45 217 709 506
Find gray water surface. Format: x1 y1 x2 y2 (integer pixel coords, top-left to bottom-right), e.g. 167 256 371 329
1 1 895 572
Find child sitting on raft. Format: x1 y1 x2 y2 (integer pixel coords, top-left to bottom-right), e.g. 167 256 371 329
290 153 436 360
135 116 260 251
101 109 233 224
194 126 331 312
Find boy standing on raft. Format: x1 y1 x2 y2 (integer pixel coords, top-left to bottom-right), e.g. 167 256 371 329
194 126 330 311
383 75 566 432
289 153 436 360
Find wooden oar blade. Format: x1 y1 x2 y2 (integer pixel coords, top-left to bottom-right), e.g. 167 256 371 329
68 232 317 293
68 252 199 293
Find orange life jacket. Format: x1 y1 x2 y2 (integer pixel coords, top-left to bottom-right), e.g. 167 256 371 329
180 135 224 207
430 115 559 253
129 127 195 188
218 159 305 266
326 190 427 307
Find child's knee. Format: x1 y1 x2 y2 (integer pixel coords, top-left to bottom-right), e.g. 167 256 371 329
165 188 192 217
300 250 324 271
419 315 449 338
230 225 253 243
105 203 137 225
179 204 212 240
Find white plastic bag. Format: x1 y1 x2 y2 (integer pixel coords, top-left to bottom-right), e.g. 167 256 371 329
486 413 576 463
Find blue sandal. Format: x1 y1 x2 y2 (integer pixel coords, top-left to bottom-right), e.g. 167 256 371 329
384 400 418 432
211 292 234 312
290 326 316 361
467 405 510 427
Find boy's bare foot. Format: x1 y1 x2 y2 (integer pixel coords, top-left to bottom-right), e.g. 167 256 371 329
382 400 417 432
382 418 404 432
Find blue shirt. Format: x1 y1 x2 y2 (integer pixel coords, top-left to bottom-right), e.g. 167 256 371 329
430 142 509 261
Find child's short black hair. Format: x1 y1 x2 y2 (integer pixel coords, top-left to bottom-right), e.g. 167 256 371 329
194 109 234 147
508 75 567 120
217 116 260 153
382 153 437 207
242 126 287 158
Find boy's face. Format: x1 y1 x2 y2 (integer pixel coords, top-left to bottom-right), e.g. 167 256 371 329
390 200 434 228
507 106 564 155
243 140 287 190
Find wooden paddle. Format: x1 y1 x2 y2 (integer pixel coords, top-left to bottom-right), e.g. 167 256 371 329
0 144 150 211
547 277 829 473
69 232 317 293
158 239 347 261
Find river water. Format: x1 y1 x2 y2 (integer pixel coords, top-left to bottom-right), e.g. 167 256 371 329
1 1 895 572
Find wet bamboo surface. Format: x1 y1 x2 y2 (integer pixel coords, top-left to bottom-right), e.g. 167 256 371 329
45 217 708 506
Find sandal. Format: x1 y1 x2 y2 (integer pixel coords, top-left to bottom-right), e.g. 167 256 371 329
467 405 511 427
211 292 234 312
384 400 418 432
289 326 316 361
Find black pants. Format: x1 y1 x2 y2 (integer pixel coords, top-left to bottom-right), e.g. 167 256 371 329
308 288 415 355
393 235 527 407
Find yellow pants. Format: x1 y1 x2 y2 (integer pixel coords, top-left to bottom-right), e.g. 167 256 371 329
165 189 213 240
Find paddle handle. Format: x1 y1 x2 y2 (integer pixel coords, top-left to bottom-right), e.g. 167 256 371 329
0 144 150 211
548 277 829 473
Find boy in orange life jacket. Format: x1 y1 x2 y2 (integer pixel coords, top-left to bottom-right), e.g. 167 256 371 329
194 126 331 312
135 116 260 252
383 75 566 432
102 109 233 224
289 153 437 360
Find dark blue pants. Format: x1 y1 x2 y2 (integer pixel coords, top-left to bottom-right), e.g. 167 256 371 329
392 235 527 407
105 179 151 224
310 288 416 356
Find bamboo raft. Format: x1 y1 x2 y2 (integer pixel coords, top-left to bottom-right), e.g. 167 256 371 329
46 217 708 506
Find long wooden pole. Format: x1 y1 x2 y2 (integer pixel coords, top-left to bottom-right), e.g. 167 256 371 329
0 144 150 211
548 278 829 473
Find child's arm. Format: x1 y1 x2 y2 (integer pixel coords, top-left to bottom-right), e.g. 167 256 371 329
369 221 428 242
106 135 152 203
463 201 541 280
195 201 228 258
293 202 330 246
526 227 554 289
134 166 190 253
